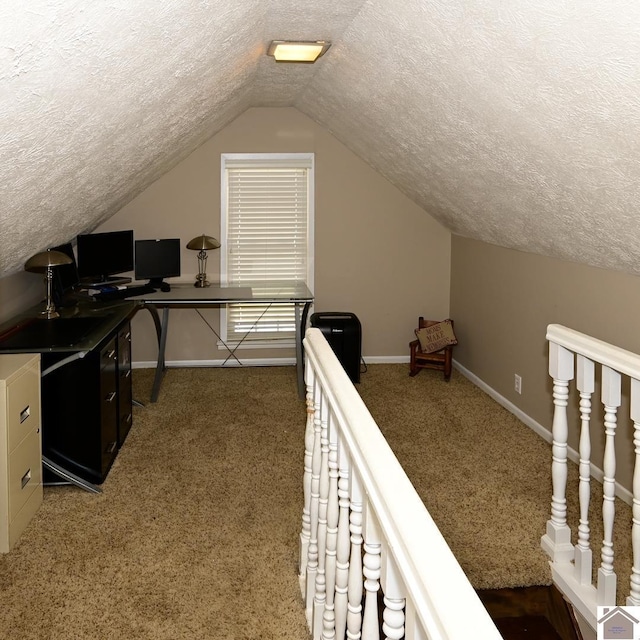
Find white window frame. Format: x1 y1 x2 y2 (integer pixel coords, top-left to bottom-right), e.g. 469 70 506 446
220 152 314 348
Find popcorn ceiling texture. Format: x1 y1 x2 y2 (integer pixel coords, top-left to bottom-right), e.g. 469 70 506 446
2 0 640 275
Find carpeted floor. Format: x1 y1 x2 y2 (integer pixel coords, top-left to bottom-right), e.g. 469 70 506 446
0 364 632 638
360 365 634 596
358 365 633 600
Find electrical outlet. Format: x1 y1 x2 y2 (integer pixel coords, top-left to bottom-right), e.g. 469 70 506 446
514 374 522 394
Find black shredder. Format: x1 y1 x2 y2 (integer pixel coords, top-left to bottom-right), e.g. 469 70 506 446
310 312 361 383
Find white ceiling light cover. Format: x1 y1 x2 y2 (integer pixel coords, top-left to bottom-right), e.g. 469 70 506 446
267 41 331 62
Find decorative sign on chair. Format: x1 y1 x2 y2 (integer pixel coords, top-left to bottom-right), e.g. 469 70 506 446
415 319 458 354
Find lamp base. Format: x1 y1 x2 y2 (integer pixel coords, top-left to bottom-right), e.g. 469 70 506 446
194 274 210 288
40 308 60 320
42 268 60 319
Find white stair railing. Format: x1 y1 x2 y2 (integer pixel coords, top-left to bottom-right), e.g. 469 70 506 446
300 328 502 640
542 323 640 631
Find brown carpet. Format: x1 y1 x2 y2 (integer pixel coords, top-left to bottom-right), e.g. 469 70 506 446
0 364 632 638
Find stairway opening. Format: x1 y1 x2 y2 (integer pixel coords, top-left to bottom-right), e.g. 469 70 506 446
476 585 583 640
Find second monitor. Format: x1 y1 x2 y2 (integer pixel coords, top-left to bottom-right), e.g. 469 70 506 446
135 239 181 291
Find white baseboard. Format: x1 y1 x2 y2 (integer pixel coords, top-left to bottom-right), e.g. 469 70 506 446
453 360 554 445
132 357 296 369
361 355 409 364
453 360 633 506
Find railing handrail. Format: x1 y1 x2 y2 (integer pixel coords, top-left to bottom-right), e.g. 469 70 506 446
304 328 502 639
547 323 640 380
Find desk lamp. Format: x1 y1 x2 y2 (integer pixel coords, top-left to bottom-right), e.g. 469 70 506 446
186 234 220 288
24 249 73 319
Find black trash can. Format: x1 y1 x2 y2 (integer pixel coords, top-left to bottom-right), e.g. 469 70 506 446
310 312 361 383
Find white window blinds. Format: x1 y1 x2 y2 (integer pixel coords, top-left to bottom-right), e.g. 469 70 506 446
221 153 314 344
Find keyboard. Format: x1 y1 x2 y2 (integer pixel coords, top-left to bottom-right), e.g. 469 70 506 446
93 284 156 301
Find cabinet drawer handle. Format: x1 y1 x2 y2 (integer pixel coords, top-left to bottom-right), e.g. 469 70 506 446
105 391 117 403
21 468 31 489
19 405 30 423
106 349 116 360
106 441 117 454
124 332 131 341
124 369 131 379
124 413 132 424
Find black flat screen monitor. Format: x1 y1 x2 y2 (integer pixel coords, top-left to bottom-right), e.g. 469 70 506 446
135 239 181 290
50 242 80 307
76 230 134 284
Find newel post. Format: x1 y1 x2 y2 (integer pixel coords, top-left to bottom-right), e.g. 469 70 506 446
541 340 575 563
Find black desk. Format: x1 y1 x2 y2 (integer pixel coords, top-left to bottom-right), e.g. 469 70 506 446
0 280 314 488
0 300 138 493
129 280 314 402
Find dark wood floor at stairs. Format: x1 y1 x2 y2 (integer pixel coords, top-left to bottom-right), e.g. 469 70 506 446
476 585 583 640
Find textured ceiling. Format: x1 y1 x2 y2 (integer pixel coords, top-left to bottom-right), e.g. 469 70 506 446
2 0 640 276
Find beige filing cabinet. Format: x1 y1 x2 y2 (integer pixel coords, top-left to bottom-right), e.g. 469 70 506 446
0 354 42 553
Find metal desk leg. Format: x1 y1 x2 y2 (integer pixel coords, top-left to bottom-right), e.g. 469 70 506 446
296 301 312 398
150 306 169 403
42 456 102 494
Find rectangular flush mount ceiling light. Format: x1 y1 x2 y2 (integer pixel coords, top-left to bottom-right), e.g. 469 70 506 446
267 40 331 63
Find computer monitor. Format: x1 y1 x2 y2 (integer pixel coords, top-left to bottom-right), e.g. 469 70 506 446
50 241 80 307
76 230 134 285
134 239 181 291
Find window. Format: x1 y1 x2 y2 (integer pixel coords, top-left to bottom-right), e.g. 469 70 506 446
220 153 314 347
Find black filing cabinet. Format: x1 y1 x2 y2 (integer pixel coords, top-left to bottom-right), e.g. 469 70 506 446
41 322 131 485
310 312 362 383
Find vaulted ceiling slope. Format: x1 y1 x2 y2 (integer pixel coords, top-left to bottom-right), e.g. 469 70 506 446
3 1 640 277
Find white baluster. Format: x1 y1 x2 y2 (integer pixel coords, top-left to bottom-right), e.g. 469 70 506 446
575 355 594 585
541 341 575 562
549 377 570 530
381 549 405 640
362 506 381 640
383 597 404 640
347 472 364 640
306 388 323 614
404 601 427 640
628 378 640 606
362 545 381 639
598 366 620 605
321 415 340 640
334 438 350 640
313 399 331 639
300 366 316 579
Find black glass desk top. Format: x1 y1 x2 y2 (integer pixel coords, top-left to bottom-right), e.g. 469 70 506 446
0 301 137 354
0 316 110 349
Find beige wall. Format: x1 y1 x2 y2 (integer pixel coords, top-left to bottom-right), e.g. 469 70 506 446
98 107 451 364
450 235 640 490
0 271 45 325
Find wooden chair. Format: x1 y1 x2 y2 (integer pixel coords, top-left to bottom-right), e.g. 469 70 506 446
409 317 456 381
